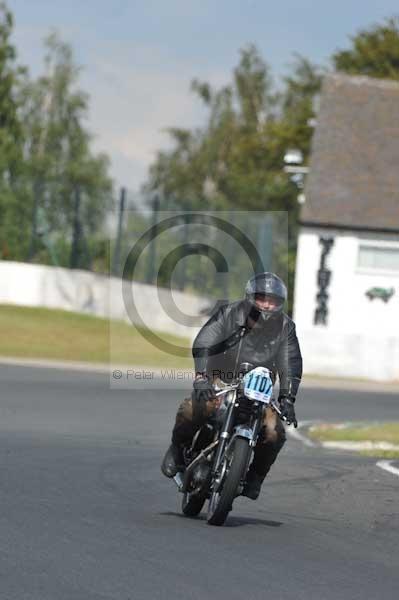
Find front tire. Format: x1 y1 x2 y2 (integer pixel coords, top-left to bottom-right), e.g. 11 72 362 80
207 437 250 526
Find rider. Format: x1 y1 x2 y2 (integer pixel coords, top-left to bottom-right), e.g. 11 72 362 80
161 272 303 500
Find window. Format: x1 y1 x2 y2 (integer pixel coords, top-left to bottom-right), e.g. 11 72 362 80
358 245 399 271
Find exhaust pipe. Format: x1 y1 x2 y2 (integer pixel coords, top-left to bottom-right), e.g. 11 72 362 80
181 440 219 493
173 472 184 491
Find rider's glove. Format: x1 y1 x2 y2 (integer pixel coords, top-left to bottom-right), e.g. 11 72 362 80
192 374 215 403
278 395 298 428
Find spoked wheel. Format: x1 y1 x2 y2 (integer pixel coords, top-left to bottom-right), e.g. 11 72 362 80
207 437 250 526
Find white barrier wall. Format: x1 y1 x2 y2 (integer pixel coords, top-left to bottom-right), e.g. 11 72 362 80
294 227 399 381
0 261 211 340
4 254 398 381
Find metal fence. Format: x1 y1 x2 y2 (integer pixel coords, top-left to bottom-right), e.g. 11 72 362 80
110 197 289 304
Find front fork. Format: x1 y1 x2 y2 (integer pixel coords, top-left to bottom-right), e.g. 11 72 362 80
211 390 237 478
228 415 262 484
211 396 263 487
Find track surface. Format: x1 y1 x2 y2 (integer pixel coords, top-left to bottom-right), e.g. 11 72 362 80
0 365 398 599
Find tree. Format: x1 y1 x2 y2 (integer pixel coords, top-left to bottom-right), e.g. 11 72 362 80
146 46 280 211
0 2 23 178
332 16 399 80
144 46 321 308
279 55 322 158
20 32 112 268
0 1 27 260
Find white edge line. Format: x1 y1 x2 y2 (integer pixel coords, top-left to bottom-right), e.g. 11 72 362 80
286 421 399 479
376 460 399 477
286 420 317 447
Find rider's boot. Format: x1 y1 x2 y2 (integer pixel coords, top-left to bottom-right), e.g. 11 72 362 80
241 467 266 500
161 443 185 478
242 434 285 499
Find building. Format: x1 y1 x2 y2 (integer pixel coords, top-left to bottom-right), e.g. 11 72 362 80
293 74 399 381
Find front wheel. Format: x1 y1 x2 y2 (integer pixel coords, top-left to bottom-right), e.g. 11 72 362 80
207 437 250 526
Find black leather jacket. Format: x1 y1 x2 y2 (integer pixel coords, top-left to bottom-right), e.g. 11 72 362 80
192 300 302 396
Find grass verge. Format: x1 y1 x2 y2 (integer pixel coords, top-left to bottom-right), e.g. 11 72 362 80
309 423 399 459
360 450 399 459
0 304 192 368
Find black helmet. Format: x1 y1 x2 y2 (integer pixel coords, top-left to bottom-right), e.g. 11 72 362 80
245 272 287 324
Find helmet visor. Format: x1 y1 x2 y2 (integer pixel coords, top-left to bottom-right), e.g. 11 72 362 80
251 293 284 314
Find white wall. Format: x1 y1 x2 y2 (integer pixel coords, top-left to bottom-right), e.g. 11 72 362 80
0 261 210 340
4 254 398 381
294 227 399 381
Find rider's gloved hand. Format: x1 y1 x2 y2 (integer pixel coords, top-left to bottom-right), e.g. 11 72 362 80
278 395 298 428
192 374 215 403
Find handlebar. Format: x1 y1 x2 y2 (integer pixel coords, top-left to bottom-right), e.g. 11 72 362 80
214 386 292 423
215 386 238 397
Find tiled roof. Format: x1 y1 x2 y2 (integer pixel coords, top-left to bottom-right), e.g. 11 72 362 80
301 74 399 232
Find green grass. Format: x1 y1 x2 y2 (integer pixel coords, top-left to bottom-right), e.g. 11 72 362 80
0 304 192 368
360 450 399 459
309 423 399 459
309 423 399 444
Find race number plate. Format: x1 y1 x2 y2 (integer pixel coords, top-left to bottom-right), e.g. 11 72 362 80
243 367 273 403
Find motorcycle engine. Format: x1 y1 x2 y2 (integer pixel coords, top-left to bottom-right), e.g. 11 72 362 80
192 462 210 489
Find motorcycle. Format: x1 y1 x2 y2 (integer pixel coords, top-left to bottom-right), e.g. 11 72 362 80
172 362 287 526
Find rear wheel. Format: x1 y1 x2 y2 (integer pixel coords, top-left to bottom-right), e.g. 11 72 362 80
207 437 250 526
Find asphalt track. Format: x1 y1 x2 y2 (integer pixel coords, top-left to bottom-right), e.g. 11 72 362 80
0 364 398 600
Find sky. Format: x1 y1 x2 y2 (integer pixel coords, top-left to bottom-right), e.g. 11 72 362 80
10 0 399 192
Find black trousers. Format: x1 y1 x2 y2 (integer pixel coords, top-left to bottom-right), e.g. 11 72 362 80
171 397 286 478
